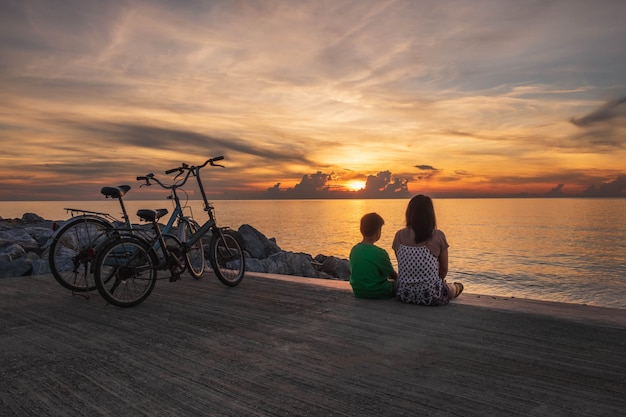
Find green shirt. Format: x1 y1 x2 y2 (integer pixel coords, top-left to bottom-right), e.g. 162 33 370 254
349 243 395 299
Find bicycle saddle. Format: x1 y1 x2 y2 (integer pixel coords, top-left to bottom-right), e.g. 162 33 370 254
101 185 131 199
137 208 169 223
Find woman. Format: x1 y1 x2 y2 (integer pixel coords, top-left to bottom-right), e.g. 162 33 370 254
392 195 463 305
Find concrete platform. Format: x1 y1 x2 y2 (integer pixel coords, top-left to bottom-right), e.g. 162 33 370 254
1 272 625 416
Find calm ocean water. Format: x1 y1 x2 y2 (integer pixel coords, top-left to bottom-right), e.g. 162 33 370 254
2 198 625 309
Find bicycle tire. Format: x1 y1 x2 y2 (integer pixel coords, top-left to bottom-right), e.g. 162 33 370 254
48 216 114 292
180 218 205 279
94 236 158 308
209 230 245 286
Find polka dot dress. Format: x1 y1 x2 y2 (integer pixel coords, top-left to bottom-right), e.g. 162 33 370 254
396 244 450 306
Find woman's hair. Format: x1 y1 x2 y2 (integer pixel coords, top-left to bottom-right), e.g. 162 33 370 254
405 195 436 243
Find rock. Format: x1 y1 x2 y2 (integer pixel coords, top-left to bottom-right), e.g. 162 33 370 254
0 257 33 278
0 213 349 281
0 219 17 231
25 251 41 261
0 243 27 263
238 224 281 259
316 255 351 281
0 229 39 251
22 213 45 223
263 251 318 278
23 227 54 253
235 224 353 281
31 259 51 276
244 257 265 273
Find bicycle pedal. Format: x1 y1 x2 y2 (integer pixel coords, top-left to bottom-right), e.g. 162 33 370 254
169 274 182 282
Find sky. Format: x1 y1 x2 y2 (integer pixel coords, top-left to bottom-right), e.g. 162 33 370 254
1 0 626 201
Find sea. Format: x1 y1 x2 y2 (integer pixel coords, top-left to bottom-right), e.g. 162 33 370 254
2 198 625 309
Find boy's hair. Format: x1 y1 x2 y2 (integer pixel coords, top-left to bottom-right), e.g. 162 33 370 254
360 212 385 237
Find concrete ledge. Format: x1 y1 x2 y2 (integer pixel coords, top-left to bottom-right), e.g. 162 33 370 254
1 273 625 416
250 271 626 327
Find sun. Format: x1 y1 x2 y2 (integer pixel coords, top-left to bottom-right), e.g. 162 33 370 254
345 180 366 191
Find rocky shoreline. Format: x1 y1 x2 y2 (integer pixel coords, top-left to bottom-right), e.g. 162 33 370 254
0 213 351 281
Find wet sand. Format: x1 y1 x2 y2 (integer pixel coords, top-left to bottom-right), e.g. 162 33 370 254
1 272 625 416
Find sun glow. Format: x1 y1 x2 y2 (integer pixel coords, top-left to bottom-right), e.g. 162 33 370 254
346 180 366 191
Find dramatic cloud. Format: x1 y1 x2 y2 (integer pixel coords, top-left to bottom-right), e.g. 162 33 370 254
415 165 440 181
415 165 437 171
567 97 626 150
265 170 409 199
544 183 566 197
582 175 626 197
570 97 626 127
293 172 331 193
265 171 333 199
1 1 626 199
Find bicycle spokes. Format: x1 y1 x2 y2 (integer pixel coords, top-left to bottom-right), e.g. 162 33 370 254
95 238 157 307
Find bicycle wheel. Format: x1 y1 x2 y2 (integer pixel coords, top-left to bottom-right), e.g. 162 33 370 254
94 236 158 308
179 218 205 279
48 216 114 292
209 230 245 286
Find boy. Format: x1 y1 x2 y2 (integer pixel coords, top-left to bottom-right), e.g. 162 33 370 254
349 212 397 299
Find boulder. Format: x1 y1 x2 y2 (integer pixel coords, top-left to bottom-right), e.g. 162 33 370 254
238 224 281 259
0 213 350 281
24 227 55 250
31 258 51 276
315 255 351 281
22 213 45 223
0 243 27 263
264 251 318 278
0 257 33 278
0 229 39 251
243 257 265 273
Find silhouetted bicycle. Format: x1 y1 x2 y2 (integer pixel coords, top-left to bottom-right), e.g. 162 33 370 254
48 185 134 294
93 157 245 308
48 173 205 294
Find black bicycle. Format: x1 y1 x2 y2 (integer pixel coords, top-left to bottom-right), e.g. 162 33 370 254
93 157 245 307
47 185 134 294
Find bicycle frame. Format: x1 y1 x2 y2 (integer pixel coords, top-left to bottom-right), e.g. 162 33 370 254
137 156 243 272
163 158 229 252
94 156 245 307
137 158 226 249
49 178 201 293
136 168 207 279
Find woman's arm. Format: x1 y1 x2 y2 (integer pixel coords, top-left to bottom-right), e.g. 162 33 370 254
438 247 448 279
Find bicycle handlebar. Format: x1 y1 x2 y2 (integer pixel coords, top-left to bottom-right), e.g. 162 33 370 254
165 156 225 175
137 156 225 189
136 173 162 188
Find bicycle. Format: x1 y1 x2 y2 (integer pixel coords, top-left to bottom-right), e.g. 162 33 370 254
48 172 205 294
136 170 205 280
93 156 245 308
47 185 134 294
